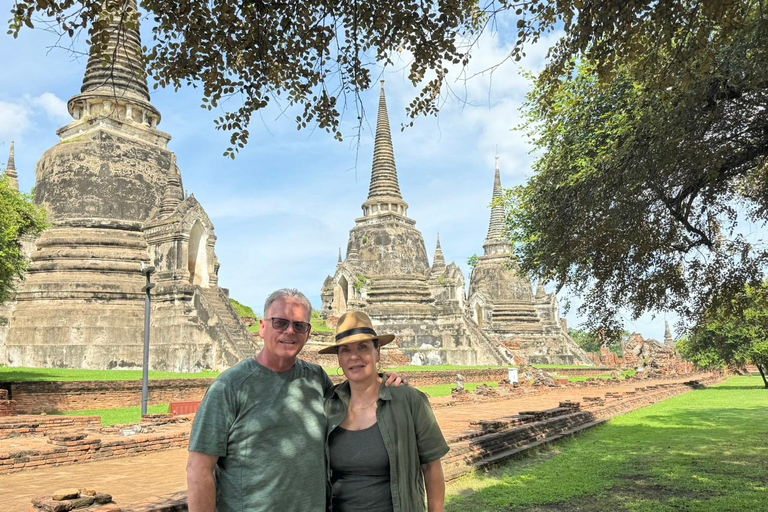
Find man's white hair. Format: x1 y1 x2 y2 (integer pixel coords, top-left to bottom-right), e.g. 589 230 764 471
263 288 312 321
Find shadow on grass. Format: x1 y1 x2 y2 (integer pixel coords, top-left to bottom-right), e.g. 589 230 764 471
0 370 58 383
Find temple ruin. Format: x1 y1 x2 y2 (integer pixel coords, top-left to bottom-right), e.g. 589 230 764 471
321 83 591 366
0 0 253 372
467 159 592 365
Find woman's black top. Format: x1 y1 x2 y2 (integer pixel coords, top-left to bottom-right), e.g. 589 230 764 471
328 423 394 512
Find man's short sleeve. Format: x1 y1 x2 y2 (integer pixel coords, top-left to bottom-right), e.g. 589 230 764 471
321 369 334 394
411 390 450 465
188 378 237 457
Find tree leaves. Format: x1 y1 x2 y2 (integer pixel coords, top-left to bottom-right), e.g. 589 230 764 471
511 8 768 338
0 177 47 304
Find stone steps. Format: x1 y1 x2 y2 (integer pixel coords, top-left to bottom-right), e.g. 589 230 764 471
199 289 255 358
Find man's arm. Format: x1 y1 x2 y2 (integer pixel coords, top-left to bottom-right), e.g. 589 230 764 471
187 451 219 512
421 459 446 512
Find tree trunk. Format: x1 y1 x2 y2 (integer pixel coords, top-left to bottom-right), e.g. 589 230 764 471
758 364 768 389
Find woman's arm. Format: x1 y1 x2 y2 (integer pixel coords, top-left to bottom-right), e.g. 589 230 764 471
421 459 446 512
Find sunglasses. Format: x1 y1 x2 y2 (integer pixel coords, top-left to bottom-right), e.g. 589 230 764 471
266 317 312 334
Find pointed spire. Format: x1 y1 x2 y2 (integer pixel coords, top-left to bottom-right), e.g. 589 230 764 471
664 321 674 346
338 247 343 264
535 282 547 299
4 141 19 191
369 81 402 200
159 155 184 217
67 0 160 124
483 157 511 255
432 234 445 271
360 81 410 219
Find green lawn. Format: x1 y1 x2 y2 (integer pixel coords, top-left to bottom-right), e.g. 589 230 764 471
0 367 220 382
420 381 500 397
382 365 507 373
246 316 333 333
445 376 768 511
51 404 171 427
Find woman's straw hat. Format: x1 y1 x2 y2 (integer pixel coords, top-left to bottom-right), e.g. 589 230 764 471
318 311 395 354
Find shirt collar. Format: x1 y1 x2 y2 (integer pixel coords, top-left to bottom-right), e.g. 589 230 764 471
332 375 393 402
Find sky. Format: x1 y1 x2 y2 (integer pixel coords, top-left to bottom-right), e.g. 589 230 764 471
0 10 678 342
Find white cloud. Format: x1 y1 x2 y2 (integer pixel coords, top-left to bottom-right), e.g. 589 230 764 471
29 92 70 122
0 101 32 141
0 93 70 142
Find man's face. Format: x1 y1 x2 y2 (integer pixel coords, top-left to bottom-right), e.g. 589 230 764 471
259 297 311 362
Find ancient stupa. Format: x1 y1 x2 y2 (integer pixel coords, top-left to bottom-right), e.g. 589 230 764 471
467 159 592 365
321 83 508 366
0 0 253 371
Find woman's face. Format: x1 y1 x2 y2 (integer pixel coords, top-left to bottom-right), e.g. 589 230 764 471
337 340 380 382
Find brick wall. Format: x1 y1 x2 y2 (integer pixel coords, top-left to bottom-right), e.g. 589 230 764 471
10 368 625 413
10 380 214 414
0 388 17 416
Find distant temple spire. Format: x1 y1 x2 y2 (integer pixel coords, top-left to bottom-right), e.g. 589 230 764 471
4 141 19 191
66 0 161 126
664 321 674 346
361 81 409 219
432 234 445 271
338 247 343 263
535 282 547 299
483 157 511 255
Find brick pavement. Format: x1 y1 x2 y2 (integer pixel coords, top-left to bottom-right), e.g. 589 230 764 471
2 375 704 512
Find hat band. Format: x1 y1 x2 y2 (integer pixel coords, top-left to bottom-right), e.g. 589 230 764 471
335 327 377 342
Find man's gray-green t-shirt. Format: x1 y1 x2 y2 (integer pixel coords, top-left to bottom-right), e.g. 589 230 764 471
189 357 333 512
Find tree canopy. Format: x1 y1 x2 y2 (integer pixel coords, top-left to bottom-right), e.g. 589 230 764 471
8 1 758 155
0 177 47 304
679 283 768 388
509 5 768 337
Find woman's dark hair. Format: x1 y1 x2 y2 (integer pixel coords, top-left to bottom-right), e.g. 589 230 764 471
372 339 379 350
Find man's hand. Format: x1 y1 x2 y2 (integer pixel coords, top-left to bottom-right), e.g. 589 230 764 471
383 371 409 387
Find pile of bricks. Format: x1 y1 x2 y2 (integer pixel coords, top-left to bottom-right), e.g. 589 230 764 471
0 416 100 440
441 374 726 481
30 488 119 512
0 389 16 416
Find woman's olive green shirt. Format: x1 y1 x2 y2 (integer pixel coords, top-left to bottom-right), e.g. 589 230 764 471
325 381 450 512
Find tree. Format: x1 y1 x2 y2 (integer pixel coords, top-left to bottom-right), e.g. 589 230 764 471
509 8 768 338
7 1 757 155
569 328 625 356
0 177 47 304
679 283 768 388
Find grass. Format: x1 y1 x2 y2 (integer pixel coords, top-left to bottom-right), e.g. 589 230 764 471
382 365 507 373
51 404 170 427
445 376 768 511
420 381 499 397
0 367 220 383
246 313 334 333
229 298 257 319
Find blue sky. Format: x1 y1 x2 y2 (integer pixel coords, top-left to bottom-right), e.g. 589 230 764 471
0 12 677 342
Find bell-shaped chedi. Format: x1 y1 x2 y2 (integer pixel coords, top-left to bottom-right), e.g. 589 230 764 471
1 0 253 371
320 83 506 366
467 158 592 365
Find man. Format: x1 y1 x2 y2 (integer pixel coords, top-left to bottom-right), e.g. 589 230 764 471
187 288 402 511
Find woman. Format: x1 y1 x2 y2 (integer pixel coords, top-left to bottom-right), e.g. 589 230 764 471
321 311 449 512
